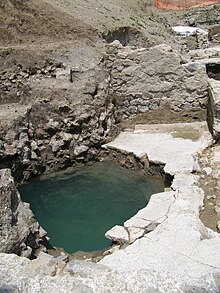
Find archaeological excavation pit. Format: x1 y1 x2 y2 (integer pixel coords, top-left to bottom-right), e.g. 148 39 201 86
18 160 165 254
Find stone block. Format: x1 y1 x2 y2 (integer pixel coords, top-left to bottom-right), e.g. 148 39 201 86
105 225 129 244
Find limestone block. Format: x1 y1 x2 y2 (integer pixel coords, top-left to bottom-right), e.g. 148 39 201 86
171 173 199 190
105 225 129 244
124 217 151 229
169 186 204 216
125 191 175 226
214 201 220 214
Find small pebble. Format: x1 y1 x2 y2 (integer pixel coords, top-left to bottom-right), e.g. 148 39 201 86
203 167 212 176
207 195 217 200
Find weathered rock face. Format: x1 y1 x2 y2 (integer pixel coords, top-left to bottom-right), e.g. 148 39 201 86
0 169 48 256
106 41 208 123
0 64 117 182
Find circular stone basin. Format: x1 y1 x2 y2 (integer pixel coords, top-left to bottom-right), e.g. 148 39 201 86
19 161 164 253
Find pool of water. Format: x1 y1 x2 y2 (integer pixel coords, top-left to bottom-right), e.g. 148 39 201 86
19 161 165 253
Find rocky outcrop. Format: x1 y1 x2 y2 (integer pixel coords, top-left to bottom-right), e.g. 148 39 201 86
0 168 48 256
106 41 208 122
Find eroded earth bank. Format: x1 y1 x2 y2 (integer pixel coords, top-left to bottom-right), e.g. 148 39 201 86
1 0 220 292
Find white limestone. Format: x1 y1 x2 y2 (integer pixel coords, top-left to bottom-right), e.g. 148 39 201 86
171 26 208 37
104 122 212 175
105 225 129 244
101 122 220 288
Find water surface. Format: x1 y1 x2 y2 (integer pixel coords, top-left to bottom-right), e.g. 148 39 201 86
19 161 164 253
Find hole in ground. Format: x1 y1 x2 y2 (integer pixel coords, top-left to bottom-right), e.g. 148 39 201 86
206 63 220 80
103 26 150 47
19 160 165 254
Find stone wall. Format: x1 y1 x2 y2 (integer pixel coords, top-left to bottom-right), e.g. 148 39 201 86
106 41 208 123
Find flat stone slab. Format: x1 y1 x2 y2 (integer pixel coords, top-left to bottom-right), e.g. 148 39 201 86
103 122 212 175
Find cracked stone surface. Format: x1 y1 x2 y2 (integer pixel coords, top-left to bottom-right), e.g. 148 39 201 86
101 122 220 286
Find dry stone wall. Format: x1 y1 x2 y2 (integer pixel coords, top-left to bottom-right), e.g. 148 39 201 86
106 41 208 122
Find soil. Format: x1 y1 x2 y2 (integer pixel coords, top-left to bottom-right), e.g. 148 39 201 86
199 145 220 232
1 0 220 235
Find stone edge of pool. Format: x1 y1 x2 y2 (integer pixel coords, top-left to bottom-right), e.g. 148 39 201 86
100 121 220 282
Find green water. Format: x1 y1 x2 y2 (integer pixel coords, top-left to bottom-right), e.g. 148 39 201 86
19 161 164 253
